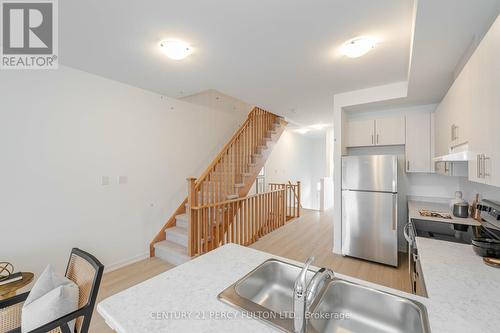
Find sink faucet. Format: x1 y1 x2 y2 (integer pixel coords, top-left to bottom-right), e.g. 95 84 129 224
293 256 334 333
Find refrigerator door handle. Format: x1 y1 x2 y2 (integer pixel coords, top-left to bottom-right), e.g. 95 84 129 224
392 195 397 231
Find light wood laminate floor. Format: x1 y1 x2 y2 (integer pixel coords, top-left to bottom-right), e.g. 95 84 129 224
91 209 410 332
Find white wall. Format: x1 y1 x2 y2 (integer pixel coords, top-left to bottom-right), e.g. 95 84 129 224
0 66 246 275
459 178 500 202
264 130 326 210
180 89 252 117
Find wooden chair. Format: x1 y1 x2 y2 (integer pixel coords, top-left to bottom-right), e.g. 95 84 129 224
0 248 104 333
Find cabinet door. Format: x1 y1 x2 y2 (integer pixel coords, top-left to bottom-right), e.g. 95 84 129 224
433 97 451 158
449 58 474 147
375 116 405 146
490 18 500 187
468 17 499 185
346 119 375 147
405 113 431 173
479 17 499 186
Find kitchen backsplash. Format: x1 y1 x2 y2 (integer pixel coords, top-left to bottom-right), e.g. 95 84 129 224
459 177 500 202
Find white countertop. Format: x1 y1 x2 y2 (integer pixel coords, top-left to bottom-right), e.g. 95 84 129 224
416 237 500 333
98 243 499 333
408 199 481 226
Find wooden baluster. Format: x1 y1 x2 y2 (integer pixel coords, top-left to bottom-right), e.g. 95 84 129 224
262 193 265 235
282 187 286 225
244 199 248 245
226 150 229 198
232 202 236 243
241 200 244 245
236 201 242 245
260 193 263 235
250 197 254 242
273 191 276 231
266 192 269 233
297 181 301 217
197 206 202 255
255 195 259 240
272 191 275 231
228 202 232 243
221 204 225 245
215 203 220 248
187 177 196 256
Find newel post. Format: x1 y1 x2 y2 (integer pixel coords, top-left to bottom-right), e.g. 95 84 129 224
297 181 301 217
187 177 197 256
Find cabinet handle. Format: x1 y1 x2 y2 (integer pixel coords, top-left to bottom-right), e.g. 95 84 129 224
371 134 374 145
480 154 485 179
483 155 490 178
477 154 482 178
376 134 379 144
407 160 410 171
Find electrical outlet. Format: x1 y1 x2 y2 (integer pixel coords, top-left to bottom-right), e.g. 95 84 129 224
118 176 128 185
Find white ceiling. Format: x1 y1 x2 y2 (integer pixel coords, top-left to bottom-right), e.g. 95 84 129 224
59 1 500 124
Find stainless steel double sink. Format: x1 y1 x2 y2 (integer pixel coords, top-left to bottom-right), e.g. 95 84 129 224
218 259 431 333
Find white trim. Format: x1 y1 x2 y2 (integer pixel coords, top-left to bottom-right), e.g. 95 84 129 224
104 251 149 273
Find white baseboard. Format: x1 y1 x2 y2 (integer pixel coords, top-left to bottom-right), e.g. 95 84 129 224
104 251 149 273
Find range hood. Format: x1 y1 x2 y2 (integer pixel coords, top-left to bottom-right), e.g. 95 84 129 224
433 143 473 162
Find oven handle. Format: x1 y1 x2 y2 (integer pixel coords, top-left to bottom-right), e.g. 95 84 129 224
404 222 415 246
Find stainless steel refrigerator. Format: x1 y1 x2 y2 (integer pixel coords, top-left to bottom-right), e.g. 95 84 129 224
341 155 398 267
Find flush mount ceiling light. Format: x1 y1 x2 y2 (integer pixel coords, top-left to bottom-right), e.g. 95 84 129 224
159 39 192 60
341 37 376 58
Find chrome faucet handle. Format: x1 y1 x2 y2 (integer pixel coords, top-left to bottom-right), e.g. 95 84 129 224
306 268 334 308
294 256 315 294
293 256 315 333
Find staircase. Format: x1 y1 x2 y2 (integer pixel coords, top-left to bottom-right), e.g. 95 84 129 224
150 107 290 264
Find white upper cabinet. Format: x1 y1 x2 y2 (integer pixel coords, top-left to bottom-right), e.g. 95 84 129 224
375 116 406 146
434 95 451 157
434 15 500 186
346 119 375 147
472 16 500 187
405 113 431 173
345 116 405 147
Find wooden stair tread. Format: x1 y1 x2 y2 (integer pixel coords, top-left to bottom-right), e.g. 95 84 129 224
167 225 187 236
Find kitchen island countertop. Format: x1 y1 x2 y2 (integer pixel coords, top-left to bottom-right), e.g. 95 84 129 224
416 237 500 333
98 243 499 333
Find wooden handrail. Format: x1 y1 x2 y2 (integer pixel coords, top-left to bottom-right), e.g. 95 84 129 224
191 189 284 209
194 108 258 189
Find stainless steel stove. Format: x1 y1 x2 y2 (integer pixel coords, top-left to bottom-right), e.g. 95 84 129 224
479 199 500 230
477 199 500 240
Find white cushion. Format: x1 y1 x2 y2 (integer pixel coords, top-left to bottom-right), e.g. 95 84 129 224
21 265 79 333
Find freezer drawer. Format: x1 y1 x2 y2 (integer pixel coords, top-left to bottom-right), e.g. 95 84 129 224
342 190 398 266
342 155 398 192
